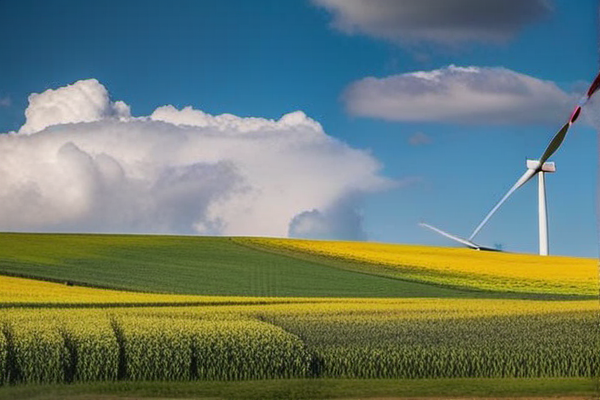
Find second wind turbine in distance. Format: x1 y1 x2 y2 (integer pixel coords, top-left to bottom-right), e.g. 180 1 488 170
421 70 600 255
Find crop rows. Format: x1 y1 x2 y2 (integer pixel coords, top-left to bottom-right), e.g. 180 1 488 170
240 238 597 296
263 310 599 378
0 311 310 384
0 301 597 384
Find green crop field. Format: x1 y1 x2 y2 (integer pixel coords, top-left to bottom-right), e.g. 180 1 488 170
0 232 518 299
1 303 598 382
0 233 598 399
0 233 593 299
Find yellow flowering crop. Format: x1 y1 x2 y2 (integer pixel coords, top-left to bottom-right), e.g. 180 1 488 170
0 275 304 305
240 238 598 296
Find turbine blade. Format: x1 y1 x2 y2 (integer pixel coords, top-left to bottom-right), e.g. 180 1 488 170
468 168 537 241
569 106 582 124
420 223 480 249
538 122 570 165
587 70 600 98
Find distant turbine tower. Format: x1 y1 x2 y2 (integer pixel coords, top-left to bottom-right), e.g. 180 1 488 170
421 69 600 255
529 159 555 256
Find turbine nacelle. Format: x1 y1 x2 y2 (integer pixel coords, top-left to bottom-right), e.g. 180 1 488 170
526 160 555 173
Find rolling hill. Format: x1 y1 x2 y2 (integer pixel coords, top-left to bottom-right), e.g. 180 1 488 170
0 233 595 299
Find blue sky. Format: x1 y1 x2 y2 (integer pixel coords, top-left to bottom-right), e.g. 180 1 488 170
0 0 598 256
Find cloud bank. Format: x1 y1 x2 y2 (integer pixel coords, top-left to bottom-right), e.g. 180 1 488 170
344 65 575 125
314 0 552 46
1 79 391 239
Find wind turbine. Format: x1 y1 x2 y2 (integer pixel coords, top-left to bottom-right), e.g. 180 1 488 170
421 70 600 255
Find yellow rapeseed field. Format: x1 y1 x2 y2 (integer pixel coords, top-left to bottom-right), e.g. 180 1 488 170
4 273 597 315
0 275 291 305
240 238 598 296
5 297 594 321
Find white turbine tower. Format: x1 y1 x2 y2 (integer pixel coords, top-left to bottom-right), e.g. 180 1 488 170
421 69 600 255
528 159 555 256
532 160 555 255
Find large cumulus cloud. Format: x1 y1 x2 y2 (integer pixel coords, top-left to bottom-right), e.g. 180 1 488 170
313 0 552 46
1 79 391 239
344 65 575 125
19 78 130 134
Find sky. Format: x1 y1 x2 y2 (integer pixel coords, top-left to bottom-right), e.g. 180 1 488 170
0 0 599 257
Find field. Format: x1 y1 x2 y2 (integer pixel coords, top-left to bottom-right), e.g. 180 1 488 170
0 233 598 399
239 237 598 296
0 233 482 298
1 300 597 383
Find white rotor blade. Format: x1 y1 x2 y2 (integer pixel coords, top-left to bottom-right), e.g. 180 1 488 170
420 223 481 249
468 168 537 241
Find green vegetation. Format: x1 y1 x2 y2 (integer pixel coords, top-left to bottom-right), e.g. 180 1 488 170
0 233 597 398
1 303 597 384
0 233 496 298
263 311 599 378
237 237 598 297
0 378 596 400
1 309 313 384
7 320 67 384
0 233 593 299
118 317 311 381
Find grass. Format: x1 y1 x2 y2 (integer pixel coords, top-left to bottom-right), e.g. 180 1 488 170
0 378 595 399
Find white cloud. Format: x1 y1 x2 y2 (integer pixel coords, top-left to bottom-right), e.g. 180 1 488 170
19 79 130 134
0 79 391 239
289 196 365 241
151 105 321 133
344 65 575 125
313 0 552 46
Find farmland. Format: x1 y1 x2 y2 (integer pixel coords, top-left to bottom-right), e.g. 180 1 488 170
0 233 595 299
0 299 597 384
0 274 305 306
0 233 482 298
0 233 598 399
240 237 598 296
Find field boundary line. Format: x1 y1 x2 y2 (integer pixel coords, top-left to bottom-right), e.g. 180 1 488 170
0 299 329 309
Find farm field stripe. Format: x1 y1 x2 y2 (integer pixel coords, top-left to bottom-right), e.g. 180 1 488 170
0 233 484 298
231 237 487 292
233 238 595 301
239 237 598 296
1 300 597 383
0 274 329 307
0 378 596 399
